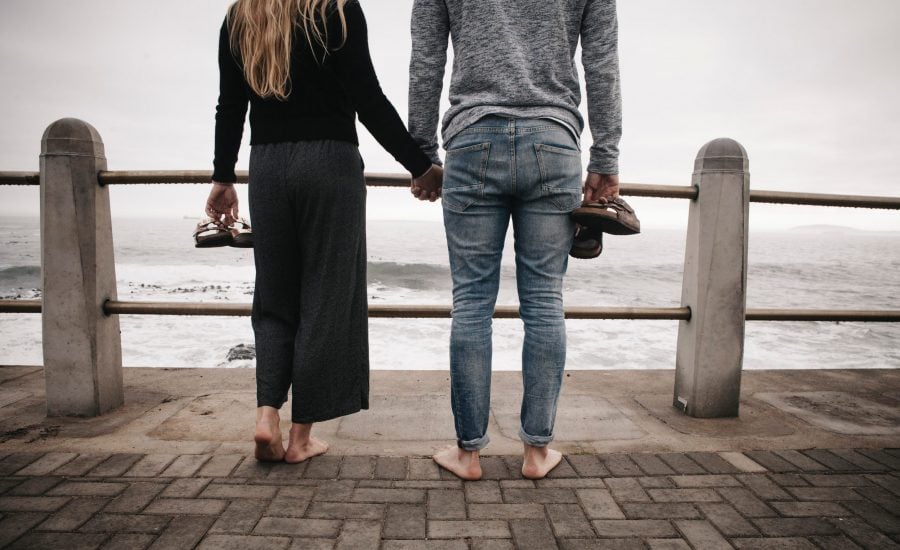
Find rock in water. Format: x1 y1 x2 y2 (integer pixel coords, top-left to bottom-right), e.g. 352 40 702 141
227 344 256 361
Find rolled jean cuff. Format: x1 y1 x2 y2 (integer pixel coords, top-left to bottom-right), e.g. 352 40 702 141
519 427 553 448
458 434 490 452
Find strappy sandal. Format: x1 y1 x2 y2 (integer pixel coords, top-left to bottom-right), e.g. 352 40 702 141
572 197 641 235
194 217 232 248
570 223 603 259
228 217 253 248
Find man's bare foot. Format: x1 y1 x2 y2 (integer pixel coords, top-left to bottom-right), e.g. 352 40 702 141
254 406 285 462
522 444 563 480
284 423 329 464
433 445 482 481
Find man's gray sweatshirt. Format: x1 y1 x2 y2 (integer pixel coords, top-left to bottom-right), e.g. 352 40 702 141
409 0 622 175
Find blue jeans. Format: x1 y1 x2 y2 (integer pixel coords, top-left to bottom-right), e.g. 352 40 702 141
442 116 581 451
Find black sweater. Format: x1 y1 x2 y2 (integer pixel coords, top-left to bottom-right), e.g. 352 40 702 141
213 1 432 183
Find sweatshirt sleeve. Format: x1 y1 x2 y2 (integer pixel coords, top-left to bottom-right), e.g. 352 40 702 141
328 1 432 178
408 0 450 166
581 0 622 175
213 16 249 184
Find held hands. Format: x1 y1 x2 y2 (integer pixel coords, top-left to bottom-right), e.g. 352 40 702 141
411 164 443 202
206 182 239 226
583 172 619 204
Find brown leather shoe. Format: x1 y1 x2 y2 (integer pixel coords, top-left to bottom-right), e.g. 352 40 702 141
570 224 603 259
572 197 641 235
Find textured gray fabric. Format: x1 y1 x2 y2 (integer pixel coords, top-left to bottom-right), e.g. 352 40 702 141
409 0 622 174
249 140 369 423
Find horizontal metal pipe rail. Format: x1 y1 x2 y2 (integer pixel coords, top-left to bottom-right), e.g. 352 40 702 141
3 170 900 208
3 299 899 322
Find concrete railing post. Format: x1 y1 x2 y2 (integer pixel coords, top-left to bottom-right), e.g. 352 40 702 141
674 138 750 418
40 118 123 417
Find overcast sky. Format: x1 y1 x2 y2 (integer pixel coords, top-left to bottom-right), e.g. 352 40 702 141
0 0 898 230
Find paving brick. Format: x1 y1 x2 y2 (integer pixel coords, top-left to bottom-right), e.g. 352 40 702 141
769 473 809 487
631 454 675 476
87 455 143 478
289 539 337 550
856 485 900 511
620 503 700 520
828 449 887 471
752 517 840 536
545 458 579 479
265 486 314 518
124 455 177 478
674 519 731 550
407 458 441 480
427 489 465 519
302 456 341 479
0 478 23 494
546 503 594 538
479 457 514 480
771 501 849 517
351 488 424 504
657 453 705 475
717 487 777 517
567 455 609 477
840 499 900 534
198 534 291 550
468 503 545 519
801 450 858 471
382 541 468 550
830 516 900 549
334 519 381 550
718 452 767 473
7 477 63 496
802 474 870 487
470 541 515 550
100 533 157 550
48 482 126 497
263 461 308 481
428 520 511 539
577 489 625 519
148 515 214 550
857 449 900 470
638 477 674 489
465 481 502 503
591 519 677 538
773 450 828 471
672 474 742 488
604 478 650 502
807 535 864 550
737 474 792 500
8 531 108 550
199 483 278 500
209 499 268 534
395 481 461 489
697 502 758 537
80 513 169 534
144 498 227 515
561 539 644 550
537 478 607 489
731 537 818 549
339 457 374 480
500 480 535 489
787 487 864 501
306 502 384 520
686 452 740 474
159 455 210 478
867 473 900 497
375 457 408 480
645 539 691 550
0 496 70 512
231 458 276 479
745 451 798 472
160 478 210 499
253 517 341 537
649 488 721 502
197 454 243 478
104 483 166 514
0 513 48 547
599 454 643 477
358 480 392 488
15 453 77 476
0 455 43 477
503 488 577 504
36 497 108 531
384 504 425 539
510 519 558 550
313 480 356 502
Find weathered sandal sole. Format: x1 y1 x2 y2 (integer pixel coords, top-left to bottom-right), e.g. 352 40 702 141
195 233 234 248
571 209 641 235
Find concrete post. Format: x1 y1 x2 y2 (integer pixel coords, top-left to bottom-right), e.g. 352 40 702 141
40 118 123 417
674 138 750 418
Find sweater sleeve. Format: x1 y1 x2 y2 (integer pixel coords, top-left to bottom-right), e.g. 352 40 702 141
408 0 450 166
328 1 432 178
581 0 622 175
212 16 249 184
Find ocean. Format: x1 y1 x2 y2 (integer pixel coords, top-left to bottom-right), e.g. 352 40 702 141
1 216 898 371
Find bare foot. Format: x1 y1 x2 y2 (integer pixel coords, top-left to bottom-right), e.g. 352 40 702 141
433 445 482 481
254 406 285 462
522 444 562 480
284 423 329 464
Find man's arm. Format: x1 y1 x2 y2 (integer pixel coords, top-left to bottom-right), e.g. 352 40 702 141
581 0 622 176
409 0 450 166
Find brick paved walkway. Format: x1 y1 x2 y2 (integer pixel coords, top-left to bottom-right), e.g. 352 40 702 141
0 449 897 549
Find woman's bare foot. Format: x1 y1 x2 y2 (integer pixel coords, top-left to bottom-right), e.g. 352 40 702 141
433 445 482 481
522 444 563 480
284 423 329 464
254 406 285 462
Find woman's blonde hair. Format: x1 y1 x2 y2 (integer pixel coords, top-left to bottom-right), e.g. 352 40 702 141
228 0 348 100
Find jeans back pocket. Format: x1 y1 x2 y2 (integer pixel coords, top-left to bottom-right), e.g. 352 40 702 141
535 143 583 212
443 142 491 213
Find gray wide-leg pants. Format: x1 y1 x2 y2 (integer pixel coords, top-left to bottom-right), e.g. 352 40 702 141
249 140 369 423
